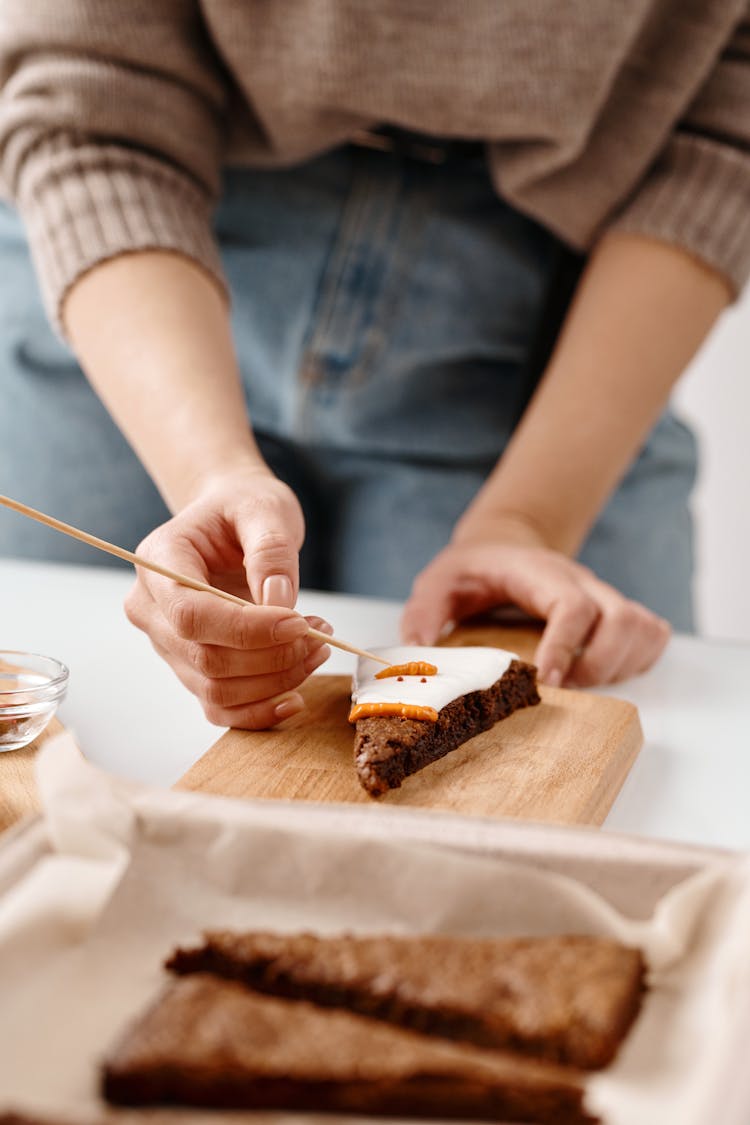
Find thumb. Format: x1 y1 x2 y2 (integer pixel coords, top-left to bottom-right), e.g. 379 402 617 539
236 506 300 609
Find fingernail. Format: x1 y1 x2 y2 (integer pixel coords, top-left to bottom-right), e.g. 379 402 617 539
314 619 334 636
274 616 310 642
273 691 305 720
544 667 563 687
304 645 331 675
262 575 294 608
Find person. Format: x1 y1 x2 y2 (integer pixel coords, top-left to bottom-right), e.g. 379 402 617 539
0 3 747 731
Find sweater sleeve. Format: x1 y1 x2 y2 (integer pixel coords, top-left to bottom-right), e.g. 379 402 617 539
0 0 229 329
609 5 750 294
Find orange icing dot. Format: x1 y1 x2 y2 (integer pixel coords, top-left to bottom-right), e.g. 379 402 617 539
348 702 439 723
374 662 438 680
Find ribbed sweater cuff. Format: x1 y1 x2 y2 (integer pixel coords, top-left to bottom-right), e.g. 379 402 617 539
610 135 750 297
15 140 226 333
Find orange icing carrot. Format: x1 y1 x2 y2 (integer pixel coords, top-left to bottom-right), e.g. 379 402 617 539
374 661 438 680
348 702 439 723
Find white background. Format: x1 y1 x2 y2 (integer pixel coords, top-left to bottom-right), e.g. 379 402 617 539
675 284 750 641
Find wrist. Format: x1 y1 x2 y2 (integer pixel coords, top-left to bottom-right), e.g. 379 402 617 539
451 507 551 551
172 448 273 510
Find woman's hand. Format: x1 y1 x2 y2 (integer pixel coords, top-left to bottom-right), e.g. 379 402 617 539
124 468 332 728
400 540 670 687
399 234 728 689
63 253 333 725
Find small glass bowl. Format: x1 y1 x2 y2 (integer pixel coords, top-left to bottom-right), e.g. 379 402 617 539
0 651 69 752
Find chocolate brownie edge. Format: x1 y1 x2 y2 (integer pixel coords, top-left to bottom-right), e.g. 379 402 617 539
167 931 645 1070
104 1072 594 1122
102 975 594 1123
354 659 539 796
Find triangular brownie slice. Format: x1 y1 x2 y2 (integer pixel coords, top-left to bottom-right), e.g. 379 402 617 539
167 930 644 1070
349 646 540 796
103 974 593 1122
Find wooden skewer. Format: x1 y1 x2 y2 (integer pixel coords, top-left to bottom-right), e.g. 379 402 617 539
0 494 390 666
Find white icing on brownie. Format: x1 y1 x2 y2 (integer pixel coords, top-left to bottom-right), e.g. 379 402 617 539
352 646 517 714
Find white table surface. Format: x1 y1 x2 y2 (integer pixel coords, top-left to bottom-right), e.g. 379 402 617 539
2 557 749 852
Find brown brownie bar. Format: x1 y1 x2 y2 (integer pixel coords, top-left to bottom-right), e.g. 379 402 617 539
0 1117 62 1125
167 930 644 1070
353 658 540 796
0 1116 101 1125
103 974 594 1123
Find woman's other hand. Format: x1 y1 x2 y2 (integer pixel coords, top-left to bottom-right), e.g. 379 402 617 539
400 234 729 687
400 539 670 687
124 468 332 728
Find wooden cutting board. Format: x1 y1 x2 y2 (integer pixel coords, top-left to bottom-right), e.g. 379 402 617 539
177 625 643 826
0 627 643 832
0 717 67 834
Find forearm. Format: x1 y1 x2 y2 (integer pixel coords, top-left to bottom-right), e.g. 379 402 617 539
63 252 264 512
455 233 731 553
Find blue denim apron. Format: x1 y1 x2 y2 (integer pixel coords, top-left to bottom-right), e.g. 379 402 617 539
0 143 698 628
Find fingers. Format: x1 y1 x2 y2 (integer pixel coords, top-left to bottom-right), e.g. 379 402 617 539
400 565 457 646
563 573 671 686
153 633 331 727
400 540 670 689
402 546 601 672
401 544 505 645
127 526 307 650
127 545 334 728
536 575 670 688
132 612 332 683
143 612 332 729
234 492 303 609
127 579 309 649
533 591 600 686
122 474 331 728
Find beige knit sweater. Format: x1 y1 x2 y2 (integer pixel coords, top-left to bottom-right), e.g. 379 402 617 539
1 0 749 325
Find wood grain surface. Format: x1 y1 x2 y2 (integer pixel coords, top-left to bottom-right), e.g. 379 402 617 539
0 716 66 833
177 625 643 826
0 625 644 833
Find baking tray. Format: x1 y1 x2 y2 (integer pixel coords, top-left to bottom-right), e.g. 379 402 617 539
0 740 749 1124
